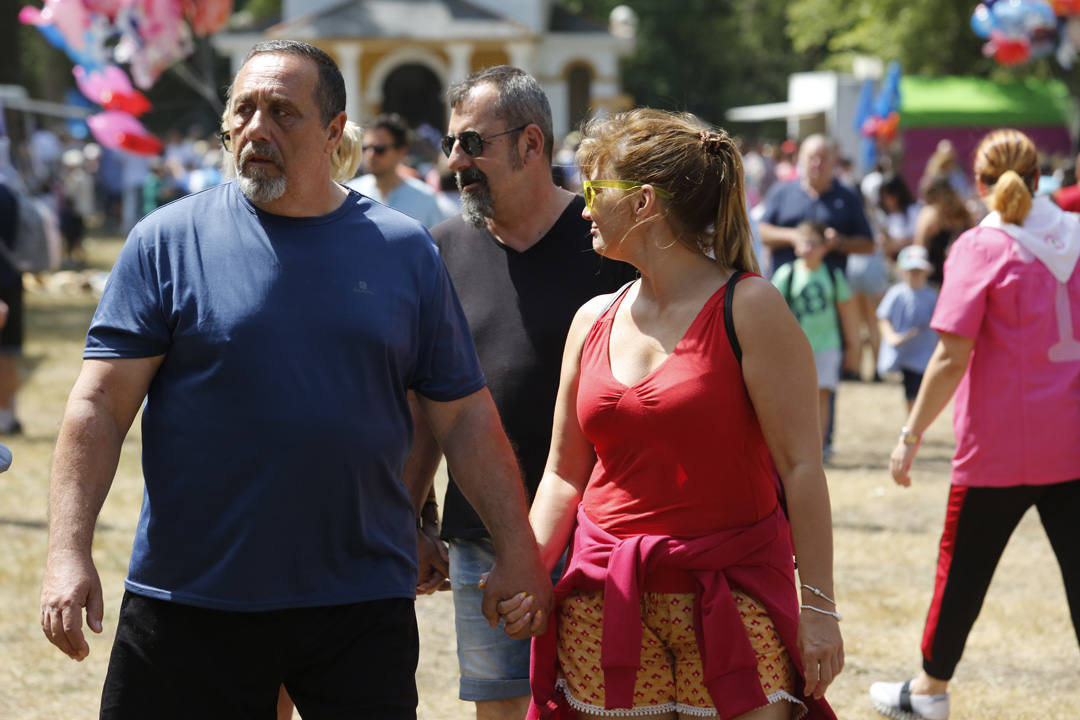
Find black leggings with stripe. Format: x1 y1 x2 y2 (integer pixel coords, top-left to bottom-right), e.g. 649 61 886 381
920 478 1080 680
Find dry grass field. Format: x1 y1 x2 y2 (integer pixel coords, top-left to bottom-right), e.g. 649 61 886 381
1 234 1077 719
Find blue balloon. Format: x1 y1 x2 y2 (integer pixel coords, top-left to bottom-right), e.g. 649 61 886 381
992 0 1029 38
1026 0 1059 30
972 3 997 38
0 443 13 473
36 23 68 52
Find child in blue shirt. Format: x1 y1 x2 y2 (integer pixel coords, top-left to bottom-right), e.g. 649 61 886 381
876 245 939 411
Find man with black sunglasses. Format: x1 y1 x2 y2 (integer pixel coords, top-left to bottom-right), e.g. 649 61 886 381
345 113 446 228
404 66 635 720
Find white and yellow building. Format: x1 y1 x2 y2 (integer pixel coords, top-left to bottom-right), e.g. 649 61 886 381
214 0 635 139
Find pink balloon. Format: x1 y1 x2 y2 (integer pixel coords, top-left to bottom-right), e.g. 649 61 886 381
87 111 163 156
18 6 45 25
83 0 130 19
74 65 130 100
40 0 91 52
74 65 152 116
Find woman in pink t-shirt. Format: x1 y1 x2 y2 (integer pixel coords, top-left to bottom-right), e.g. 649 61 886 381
871 129 1080 720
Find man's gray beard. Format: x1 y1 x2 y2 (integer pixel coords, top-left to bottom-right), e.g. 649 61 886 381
237 169 287 204
460 188 493 229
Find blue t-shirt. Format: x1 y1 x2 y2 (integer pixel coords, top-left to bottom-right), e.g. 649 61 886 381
759 178 873 272
86 182 485 610
876 282 939 375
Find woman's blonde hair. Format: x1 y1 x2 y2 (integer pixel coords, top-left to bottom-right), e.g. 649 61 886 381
575 108 759 274
219 104 363 184
974 129 1038 225
331 120 363 183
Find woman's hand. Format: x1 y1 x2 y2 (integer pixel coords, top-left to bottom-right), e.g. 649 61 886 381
494 591 541 639
889 437 919 487
798 608 844 700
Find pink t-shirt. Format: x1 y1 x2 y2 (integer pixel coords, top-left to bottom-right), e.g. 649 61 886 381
932 226 1080 487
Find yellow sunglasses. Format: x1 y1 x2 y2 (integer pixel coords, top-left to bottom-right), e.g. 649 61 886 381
583 180 673 212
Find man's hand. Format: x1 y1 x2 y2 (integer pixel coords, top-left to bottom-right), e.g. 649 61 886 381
416 525 450 594
823 227 840 251
480 544 553 640
40 549 104 661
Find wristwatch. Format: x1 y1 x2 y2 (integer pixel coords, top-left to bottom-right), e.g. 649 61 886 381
900 427 922 446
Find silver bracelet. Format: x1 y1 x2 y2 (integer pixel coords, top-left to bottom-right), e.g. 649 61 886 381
800 604 842 621
801 583 837 606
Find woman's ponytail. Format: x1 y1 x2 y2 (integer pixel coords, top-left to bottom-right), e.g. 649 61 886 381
987 169 1033 225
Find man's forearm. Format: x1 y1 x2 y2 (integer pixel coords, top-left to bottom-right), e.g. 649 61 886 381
834 234 874 255
757 222 799 250
48 397 126 555
402 391 445 515
422 391 532 551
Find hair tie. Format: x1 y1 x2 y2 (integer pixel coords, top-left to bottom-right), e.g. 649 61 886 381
699 130 725 155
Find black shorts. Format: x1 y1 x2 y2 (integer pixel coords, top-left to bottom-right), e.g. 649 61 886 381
101 592 419 720
902 369 924 401
0 280 23 352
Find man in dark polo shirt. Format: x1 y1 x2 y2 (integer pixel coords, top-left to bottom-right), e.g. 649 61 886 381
758 134 874 273
758 134 873 457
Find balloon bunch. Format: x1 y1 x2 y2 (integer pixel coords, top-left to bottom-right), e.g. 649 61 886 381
861 112 900 144
18 0 234 155
970 0 1080 67
853 61 903 171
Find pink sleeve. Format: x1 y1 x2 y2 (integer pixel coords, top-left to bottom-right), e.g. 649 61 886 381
930 228 1002 339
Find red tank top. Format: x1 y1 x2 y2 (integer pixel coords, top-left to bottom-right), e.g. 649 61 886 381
578 278 778 537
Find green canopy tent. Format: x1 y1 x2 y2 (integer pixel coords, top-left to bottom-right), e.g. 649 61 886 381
897 76 1075 191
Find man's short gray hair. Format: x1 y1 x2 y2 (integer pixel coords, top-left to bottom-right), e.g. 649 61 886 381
447 66 554 164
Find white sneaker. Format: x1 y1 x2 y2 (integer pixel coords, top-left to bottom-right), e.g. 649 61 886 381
869 679 950 720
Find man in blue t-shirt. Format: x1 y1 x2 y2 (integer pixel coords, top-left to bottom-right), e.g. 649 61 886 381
757 134 874 273
758 135 874 458
38 40 552 719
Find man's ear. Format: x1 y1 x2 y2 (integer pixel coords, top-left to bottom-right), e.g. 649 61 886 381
325 111 347 154
521 124 545 162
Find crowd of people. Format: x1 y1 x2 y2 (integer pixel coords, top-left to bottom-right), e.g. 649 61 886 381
5 37 1075 720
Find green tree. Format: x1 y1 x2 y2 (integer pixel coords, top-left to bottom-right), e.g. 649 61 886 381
562 0 816 134
786 0 986 75
785 0 1080 127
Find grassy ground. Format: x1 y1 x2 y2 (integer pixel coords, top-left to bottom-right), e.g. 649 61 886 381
1 234 1077 719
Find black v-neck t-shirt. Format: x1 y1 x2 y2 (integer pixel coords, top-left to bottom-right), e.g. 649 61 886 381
433 195 637 540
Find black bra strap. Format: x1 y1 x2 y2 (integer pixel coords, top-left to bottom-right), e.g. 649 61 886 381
724 271 746 365
598 280 635 317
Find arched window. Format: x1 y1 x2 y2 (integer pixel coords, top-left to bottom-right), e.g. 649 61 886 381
382 64 445 132
566 63 593 132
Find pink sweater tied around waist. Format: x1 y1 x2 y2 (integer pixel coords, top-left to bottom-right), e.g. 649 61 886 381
527 504 837 720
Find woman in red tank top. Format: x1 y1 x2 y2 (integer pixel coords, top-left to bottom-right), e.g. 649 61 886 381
497 110 843 720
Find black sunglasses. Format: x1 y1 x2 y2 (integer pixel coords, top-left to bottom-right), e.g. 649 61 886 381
441 124 530 158
362 144 397 155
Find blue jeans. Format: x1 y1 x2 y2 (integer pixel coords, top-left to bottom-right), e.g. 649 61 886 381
448 537 563 702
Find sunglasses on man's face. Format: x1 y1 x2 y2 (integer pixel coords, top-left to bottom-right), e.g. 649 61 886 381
441 124 530 158
362 144 396 155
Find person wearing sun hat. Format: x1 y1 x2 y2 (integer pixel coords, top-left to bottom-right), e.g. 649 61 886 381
875 244 939 412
